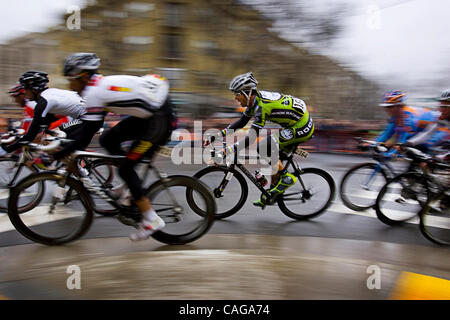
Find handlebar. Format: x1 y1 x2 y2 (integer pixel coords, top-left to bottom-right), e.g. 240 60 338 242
0 128 26 144
26 130 69 152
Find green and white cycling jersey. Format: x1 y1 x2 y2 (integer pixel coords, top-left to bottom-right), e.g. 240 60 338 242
243 90 313 138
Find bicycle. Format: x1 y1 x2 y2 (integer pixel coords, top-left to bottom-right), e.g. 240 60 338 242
0 128 113 213
7 138 216 246
340 138 411 212
188 141 335 220
375 147 450 226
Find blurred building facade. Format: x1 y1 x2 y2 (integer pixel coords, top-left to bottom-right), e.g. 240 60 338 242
0 0 381 123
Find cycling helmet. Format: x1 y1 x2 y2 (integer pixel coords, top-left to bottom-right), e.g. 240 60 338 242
8 83 24 96
19 71 49 91
63 52 101 77
379 90 406 107
229 72 258 93
438 89 450 102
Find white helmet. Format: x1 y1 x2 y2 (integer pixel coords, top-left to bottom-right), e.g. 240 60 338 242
229 72 258 93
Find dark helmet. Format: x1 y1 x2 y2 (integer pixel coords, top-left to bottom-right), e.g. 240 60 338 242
63 52 101 77
19 71 49 91
8 82 25 96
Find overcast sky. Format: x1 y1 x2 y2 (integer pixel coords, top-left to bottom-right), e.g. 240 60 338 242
0 0 448 95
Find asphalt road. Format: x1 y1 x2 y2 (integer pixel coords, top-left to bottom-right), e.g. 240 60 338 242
0 152 448 300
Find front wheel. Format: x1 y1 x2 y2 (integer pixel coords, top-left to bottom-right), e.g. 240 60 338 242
148 175 216 245
8 172 94 245
340 162 388 212
277 167 335 220
375 172 428 226
189 166 248 219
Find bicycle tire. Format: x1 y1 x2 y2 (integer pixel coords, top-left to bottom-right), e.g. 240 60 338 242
277 167 335 220
340 162 388 212
0 158 44 213
148 175 216 245
375 172 428 226
189 165 248 219
419 192 450 246
8 172 94 245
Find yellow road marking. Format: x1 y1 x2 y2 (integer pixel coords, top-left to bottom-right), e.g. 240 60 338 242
390 272 450 300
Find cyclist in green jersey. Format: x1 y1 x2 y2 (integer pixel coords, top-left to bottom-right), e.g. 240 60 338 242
205 72 314 208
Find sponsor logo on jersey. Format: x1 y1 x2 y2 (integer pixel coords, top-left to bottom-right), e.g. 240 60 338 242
108 86 131 92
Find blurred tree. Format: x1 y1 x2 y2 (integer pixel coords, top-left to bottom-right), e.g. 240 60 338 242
241 0 349 48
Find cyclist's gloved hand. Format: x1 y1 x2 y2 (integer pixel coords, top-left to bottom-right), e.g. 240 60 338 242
0 146 7 157
203 129 227 147
222 144 237 158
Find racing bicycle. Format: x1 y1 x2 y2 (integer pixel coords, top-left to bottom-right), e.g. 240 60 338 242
7 139 216 246
188 141 335 220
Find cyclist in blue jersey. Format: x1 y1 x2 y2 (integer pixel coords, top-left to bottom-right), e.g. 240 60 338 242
368 90 440 156
405 89 449 152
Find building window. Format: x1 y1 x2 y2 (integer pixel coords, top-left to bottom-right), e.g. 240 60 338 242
164 3 184 27
161 34 183 59
123 36 153 45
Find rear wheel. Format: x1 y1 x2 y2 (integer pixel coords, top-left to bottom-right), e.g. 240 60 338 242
277 167 335 220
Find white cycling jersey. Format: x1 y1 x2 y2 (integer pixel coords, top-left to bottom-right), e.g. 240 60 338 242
40 88 86 119
81 74 170 120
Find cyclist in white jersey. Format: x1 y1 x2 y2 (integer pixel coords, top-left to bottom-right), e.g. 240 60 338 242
0 71 88 157
63 53 177 241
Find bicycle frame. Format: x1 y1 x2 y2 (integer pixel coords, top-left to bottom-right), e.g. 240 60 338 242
211 144 306 200
59 151 184 226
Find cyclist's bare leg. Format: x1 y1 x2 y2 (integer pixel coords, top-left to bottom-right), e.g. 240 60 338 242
271 160 284 187
135 196 152 213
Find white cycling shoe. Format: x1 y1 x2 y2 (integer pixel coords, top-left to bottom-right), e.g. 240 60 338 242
129 216 166 241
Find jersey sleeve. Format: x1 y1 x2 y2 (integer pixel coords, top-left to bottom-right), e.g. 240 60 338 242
376 120 395 143
251 106 265 129
4 98 48 152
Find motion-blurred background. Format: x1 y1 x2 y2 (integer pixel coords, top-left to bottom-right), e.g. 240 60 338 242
0 0 448 153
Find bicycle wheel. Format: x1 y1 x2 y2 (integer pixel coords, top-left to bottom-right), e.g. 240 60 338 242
148 175 216 245
340 162 388 212
0 158 44 213
419 191 450 245
277 167 335 220
189 166 248 219
375 172 427 226
8 172 94 245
